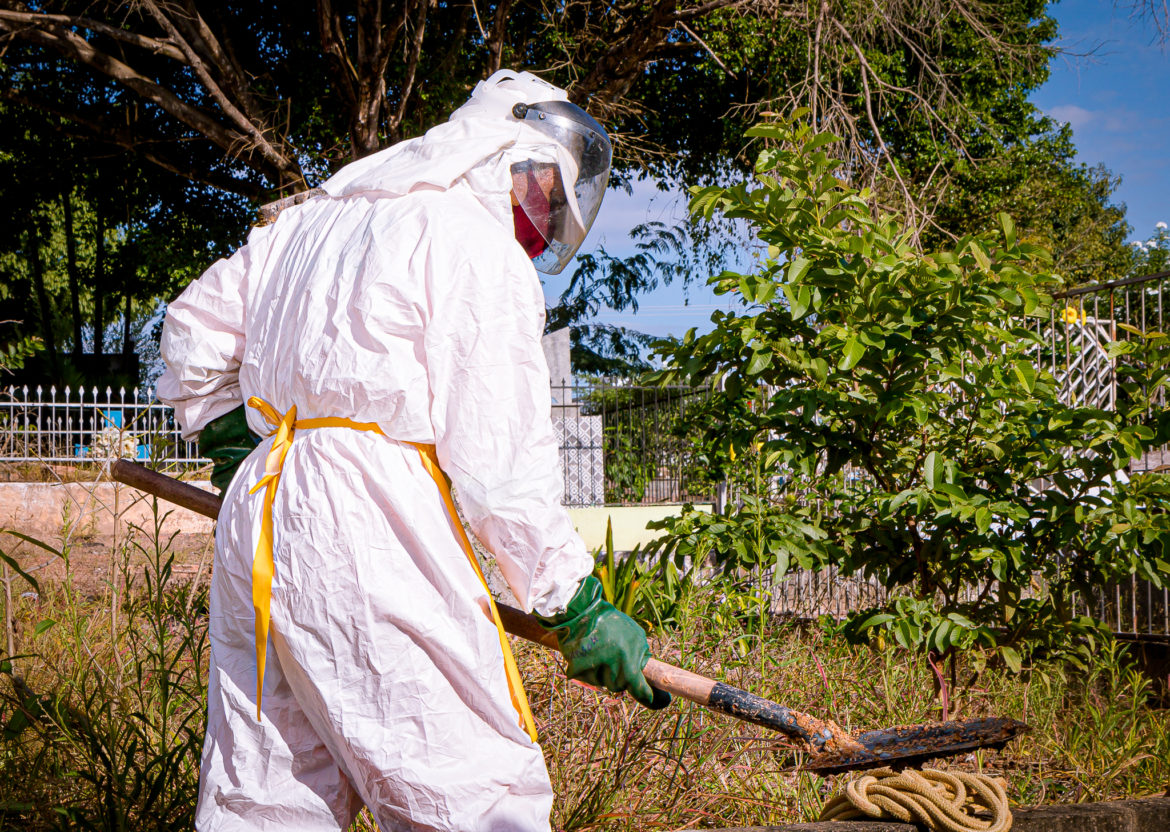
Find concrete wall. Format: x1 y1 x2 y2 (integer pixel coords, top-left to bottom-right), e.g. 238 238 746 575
0 481 214 545
542 327 572 395
567 504 713 551
0 481 707 555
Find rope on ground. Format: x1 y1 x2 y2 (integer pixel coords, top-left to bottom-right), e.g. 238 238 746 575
818 767 1012 832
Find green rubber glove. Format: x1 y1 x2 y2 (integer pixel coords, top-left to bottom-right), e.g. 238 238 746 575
199 405 261 494
537 575 671 710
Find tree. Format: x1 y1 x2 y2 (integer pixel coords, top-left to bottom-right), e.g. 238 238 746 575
0 1 1134 370
0 97 248 385
926 124 1135 286
1131 222 1170 277
651 116 1170 675
0 2 1047 188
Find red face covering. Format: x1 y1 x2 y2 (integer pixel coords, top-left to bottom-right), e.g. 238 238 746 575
513 168 551 258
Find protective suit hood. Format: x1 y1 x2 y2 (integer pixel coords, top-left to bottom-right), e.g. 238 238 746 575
322 71 567 219
321 70 606 272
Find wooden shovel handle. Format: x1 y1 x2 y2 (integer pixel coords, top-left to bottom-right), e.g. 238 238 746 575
488 602 716 701
110 459 223 519
110 459 844 750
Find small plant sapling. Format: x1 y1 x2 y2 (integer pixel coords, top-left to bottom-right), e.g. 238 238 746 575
652 112 1170 678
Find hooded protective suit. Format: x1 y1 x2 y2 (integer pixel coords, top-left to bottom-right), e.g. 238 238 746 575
157 71 597 831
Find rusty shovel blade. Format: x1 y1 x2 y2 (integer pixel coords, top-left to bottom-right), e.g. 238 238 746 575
803 716 1030 774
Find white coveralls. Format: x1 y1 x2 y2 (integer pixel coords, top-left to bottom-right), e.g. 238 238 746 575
157 73 595 831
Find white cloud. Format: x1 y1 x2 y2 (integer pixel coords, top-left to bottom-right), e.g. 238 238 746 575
1047 104 1095 129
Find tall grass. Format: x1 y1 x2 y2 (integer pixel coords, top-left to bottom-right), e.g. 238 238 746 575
1 517 1167 830
531 600 1169 830
0 499 207 831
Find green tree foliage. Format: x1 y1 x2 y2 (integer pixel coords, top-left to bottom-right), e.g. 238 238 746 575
652 115 1170 671
0 2 1136 371
928 124 1134 286
1131 222 1170 276
0 97 248 384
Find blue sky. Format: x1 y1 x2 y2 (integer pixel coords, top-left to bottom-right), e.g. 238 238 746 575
551 0 1170 341
1034 0 1168 241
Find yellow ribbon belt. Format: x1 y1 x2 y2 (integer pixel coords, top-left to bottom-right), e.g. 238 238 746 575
245 396 537 742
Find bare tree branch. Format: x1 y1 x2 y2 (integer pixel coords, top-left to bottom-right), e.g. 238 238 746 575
389 0 430 141
0 87 266 198
317 0 359 118
0 3 301 187
1121 0 1169 43
676 20 735 76
0 9 185 61
574 0 684 106
672 0 744 23
172 0 273 122
139 0 298 183
834 17 920 232
487 0 516 74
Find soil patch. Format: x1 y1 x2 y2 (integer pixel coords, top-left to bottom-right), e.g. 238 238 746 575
0 481 215 597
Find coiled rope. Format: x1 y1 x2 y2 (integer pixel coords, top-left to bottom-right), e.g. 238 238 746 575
818 768 1012 832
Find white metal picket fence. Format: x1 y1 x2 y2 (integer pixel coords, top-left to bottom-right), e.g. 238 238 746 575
0 382 714 508
0 385 202 465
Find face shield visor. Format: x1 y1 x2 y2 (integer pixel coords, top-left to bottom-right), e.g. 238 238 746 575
510 100 611 274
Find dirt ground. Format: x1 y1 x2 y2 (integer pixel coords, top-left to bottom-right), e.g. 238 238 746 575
0 481 216 598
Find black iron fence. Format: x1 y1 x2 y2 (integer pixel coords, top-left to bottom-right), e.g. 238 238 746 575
551 381 717 506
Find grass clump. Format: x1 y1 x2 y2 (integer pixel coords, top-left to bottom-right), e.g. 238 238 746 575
530 590 1169 830
1 501 208 831
2 523 1167 831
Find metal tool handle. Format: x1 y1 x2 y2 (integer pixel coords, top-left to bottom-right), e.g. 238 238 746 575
110 459 841 750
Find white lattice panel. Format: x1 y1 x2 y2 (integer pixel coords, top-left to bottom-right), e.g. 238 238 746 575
554 410 603 506
1049 316 1116 409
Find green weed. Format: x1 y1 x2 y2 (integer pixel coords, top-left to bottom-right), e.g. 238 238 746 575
1 529 1167 830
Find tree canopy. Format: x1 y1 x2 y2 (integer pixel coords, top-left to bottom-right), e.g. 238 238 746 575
0 0 1144 377
0 2 1073 196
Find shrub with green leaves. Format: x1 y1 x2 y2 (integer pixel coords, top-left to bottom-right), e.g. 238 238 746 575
651 113 1170 672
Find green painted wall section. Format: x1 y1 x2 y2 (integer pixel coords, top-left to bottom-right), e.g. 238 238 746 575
566 504 714 551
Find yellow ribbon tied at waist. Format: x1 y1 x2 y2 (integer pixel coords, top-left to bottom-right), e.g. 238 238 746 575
245 396 537 742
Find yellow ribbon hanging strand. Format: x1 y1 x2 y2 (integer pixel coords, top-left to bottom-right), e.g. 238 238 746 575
243 398 536 741
246 397 297 720
413 444 538 742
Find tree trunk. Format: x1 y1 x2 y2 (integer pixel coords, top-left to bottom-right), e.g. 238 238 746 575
93 204 106 356
122 291 133 355
62 189 84 356
26 227 60 377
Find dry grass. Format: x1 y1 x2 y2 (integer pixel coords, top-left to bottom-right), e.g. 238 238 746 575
528 599 1169 829
1 518 1167 830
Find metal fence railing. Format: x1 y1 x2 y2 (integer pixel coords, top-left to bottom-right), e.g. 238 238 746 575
551 381 717 506
1038 269 1170 422
0 385 202 465
0 381 716 508
1079 574 1170 641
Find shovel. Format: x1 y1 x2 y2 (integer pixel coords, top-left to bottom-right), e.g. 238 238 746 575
110 458 1027 773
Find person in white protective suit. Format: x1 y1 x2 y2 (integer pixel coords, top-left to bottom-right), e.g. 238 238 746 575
157 70 668 832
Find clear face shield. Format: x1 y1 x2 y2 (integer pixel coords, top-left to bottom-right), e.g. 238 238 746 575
510 100 611 274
